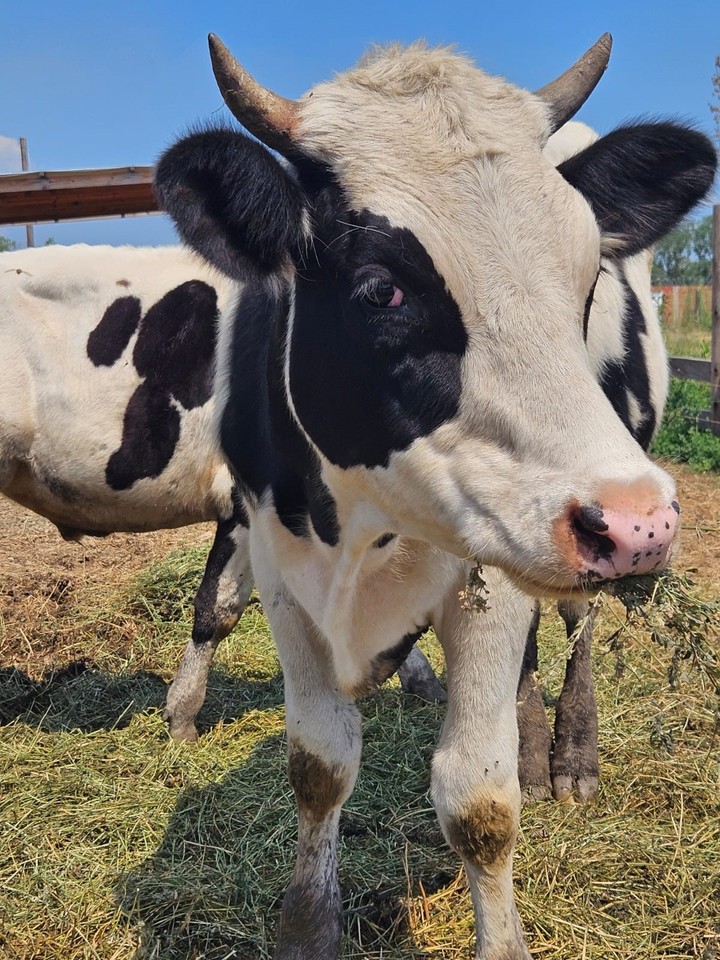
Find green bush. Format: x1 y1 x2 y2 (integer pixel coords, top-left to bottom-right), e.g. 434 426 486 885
652 379 720 472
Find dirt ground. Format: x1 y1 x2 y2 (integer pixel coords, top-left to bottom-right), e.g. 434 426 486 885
0 500 216 676
1 460 718 678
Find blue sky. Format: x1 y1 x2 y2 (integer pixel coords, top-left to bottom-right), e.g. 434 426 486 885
1 0 717 247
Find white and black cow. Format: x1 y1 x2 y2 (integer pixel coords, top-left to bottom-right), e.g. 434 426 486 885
0 244 252 739
0 243 443 741
0 122 665 773
151 32 715 959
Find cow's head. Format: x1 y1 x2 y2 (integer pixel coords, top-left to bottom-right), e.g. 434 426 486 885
156 35 716 597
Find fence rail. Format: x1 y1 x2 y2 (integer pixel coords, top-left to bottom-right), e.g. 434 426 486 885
0 166 157 226
668 356 711 382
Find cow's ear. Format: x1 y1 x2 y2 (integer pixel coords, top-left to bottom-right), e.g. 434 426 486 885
558 123 717 257
155 128 308 279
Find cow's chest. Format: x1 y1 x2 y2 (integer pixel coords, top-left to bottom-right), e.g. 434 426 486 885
249 507 465 695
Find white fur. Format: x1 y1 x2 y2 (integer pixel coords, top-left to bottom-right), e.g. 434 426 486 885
0 244 236 531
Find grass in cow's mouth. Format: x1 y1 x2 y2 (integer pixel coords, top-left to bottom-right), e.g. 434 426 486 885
1 539 719 959
603 569 720 712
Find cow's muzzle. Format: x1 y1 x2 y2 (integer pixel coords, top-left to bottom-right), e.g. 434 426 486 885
558 491 679 581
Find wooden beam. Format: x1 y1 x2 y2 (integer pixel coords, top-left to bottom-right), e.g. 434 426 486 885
0 166 158 225
668 356 712 382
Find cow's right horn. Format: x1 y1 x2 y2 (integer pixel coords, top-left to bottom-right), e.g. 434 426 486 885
535 33 612 133
208 34 300 155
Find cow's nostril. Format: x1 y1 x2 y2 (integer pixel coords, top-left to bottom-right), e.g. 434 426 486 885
571 505 615 563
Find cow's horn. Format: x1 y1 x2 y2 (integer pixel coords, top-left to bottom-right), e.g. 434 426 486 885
208 34 300 154
535 33 612 132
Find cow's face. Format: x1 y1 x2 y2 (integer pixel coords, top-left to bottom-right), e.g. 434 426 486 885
157 39 716 597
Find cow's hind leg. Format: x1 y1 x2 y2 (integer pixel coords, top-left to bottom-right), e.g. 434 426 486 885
266 585 361 960
551 599 599 803
397 644 447 702
433 569 533 959
516 602 553 801
164 517 253 741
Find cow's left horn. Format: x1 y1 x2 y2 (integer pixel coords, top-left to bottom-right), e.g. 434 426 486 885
208 34 300 155
535 33 612 132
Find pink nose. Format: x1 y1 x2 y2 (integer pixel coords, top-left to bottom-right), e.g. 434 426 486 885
568 499 679 580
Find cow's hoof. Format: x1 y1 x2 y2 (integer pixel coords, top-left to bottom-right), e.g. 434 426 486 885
164 711 199 743
402 677 448 703
521 781 553 803
517 738 552 803
551 773 598 803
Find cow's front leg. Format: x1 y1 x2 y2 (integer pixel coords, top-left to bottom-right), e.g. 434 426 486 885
268 588 361 960
165 517 252 741
433 569 534 960
551 599 599 802
515 602 552 801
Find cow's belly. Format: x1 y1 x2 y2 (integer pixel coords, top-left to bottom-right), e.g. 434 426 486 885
2 456 231 535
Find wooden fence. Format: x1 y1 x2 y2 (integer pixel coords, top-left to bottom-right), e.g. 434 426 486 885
0 167 718 435
653 285 712 327
0 166 156 226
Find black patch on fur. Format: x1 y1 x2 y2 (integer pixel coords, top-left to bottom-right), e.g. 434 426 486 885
155 128 308 279
582 272 600 343
104 281 218 490
133 280 217 409
289 202 468 469
106 383 181 490
598 265 655 449
559 122 717 256
374 533 396 549
192 515 241 644
358 628 427 695
220 285 340 545
87 296 142 366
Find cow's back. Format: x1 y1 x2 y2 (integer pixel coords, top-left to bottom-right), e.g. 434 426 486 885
0 244 237 534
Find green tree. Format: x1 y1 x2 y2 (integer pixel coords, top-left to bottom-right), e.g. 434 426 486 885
0 235 16 252
652 215 713 285
712 54 720 146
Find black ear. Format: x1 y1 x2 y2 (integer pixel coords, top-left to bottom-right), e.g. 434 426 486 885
155 128 308 279
558 122 717 257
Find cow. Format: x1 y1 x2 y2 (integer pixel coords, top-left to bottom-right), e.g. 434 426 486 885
0 242 443 741
0 123 659 758
0 243 249 738
151 31 716 960
0 125 665 783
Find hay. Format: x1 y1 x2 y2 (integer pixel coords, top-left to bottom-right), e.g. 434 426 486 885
1 463 719 959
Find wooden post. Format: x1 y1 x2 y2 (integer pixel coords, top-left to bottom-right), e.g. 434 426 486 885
19 138 35 248
711 204 720 436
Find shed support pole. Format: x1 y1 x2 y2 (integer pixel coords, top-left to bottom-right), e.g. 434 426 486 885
19 138 35 248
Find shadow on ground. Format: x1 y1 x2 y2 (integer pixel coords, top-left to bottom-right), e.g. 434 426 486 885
0 661 284 733
118 688 454 960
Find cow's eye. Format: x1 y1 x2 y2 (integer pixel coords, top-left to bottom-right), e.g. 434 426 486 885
358 278 405 309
